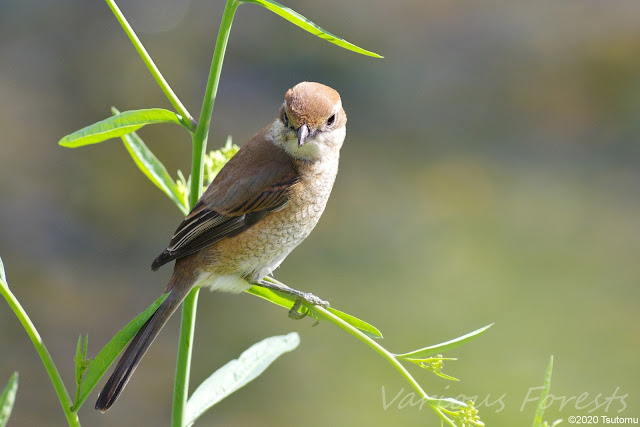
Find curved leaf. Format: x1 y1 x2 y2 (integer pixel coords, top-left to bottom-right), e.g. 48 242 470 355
246 282 383 339
395 324 493 359
325 307 383 339
242 0 383 58
72 293 168 410
0 372 18 427
74 335 90 396
184 332 300 427
532 355 555 427
59 108 187 148
111 108 189 215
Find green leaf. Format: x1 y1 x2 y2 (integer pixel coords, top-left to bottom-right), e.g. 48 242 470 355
73 335 91 407
72 293 168 411
184 332 300 427
58 108 187 148
325 307 383 339
245 284 383 339
395 324 493 359
242 0 383 58
431 396 468 410
112 108 189 215
532 355 555 427
0 372 18 427
74 334 89 387
432 370 459 382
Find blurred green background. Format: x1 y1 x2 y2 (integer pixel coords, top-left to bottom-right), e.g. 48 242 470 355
1 0 639 425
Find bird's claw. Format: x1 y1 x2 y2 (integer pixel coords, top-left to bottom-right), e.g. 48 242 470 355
288 294 330 320
302 292 329 308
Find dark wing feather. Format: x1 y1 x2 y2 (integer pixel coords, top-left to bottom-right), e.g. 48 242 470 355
151 133 299 270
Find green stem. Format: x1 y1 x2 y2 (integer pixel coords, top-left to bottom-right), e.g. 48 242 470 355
308 305 456 426
0 278 80 427
189 0 239 208
171 287 200 427
104 0 196 131
310 305 427 397
173 1 239 425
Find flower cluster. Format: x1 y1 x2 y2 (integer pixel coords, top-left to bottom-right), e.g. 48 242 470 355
176 138 240 206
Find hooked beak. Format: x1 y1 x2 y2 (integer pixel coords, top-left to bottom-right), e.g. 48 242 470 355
297 123 309 147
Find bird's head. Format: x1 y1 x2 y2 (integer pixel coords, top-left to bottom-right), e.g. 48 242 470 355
274 81 347 161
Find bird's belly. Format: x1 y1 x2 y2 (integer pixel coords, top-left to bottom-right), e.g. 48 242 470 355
196 159 337 292
226 200 324 279
200 190 330 290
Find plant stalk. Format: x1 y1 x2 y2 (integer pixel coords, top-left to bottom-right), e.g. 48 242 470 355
172 1 239 425
310 305 429 398
104 0 196 130
188 0 239 208
309 305 456 426
171 287 200 427
0 279 80 427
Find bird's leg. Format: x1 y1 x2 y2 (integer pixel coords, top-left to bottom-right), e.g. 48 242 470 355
257 278 330 306
256 278 329 319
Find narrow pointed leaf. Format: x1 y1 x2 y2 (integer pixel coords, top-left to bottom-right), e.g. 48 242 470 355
242 0 382 58
395 324 493 359
246 284 382 339
433 371 459 382
532 355 555 427
72 293 168 411
59 108 187 148
73 334 91 407
0 372 18 427
112 108 188 215
184 332 300 427
325 307 383 339
74 335 85 386
430 396 468 410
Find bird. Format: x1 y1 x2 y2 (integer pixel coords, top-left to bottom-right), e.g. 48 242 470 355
95 81 347 412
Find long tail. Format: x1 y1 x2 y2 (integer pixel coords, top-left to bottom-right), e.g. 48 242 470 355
95 260 195 412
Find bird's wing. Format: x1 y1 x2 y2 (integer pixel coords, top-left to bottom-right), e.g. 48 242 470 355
151 132 300 270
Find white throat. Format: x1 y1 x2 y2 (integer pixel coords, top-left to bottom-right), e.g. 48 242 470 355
268 120 345 162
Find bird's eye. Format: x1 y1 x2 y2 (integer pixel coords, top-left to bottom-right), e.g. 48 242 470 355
326 114 336 127
282 111 290 127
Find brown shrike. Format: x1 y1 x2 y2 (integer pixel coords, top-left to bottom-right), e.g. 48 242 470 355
95 82 347 411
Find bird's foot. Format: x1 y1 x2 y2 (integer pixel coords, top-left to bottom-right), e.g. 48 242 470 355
288 299 307 320
256 278 329 320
